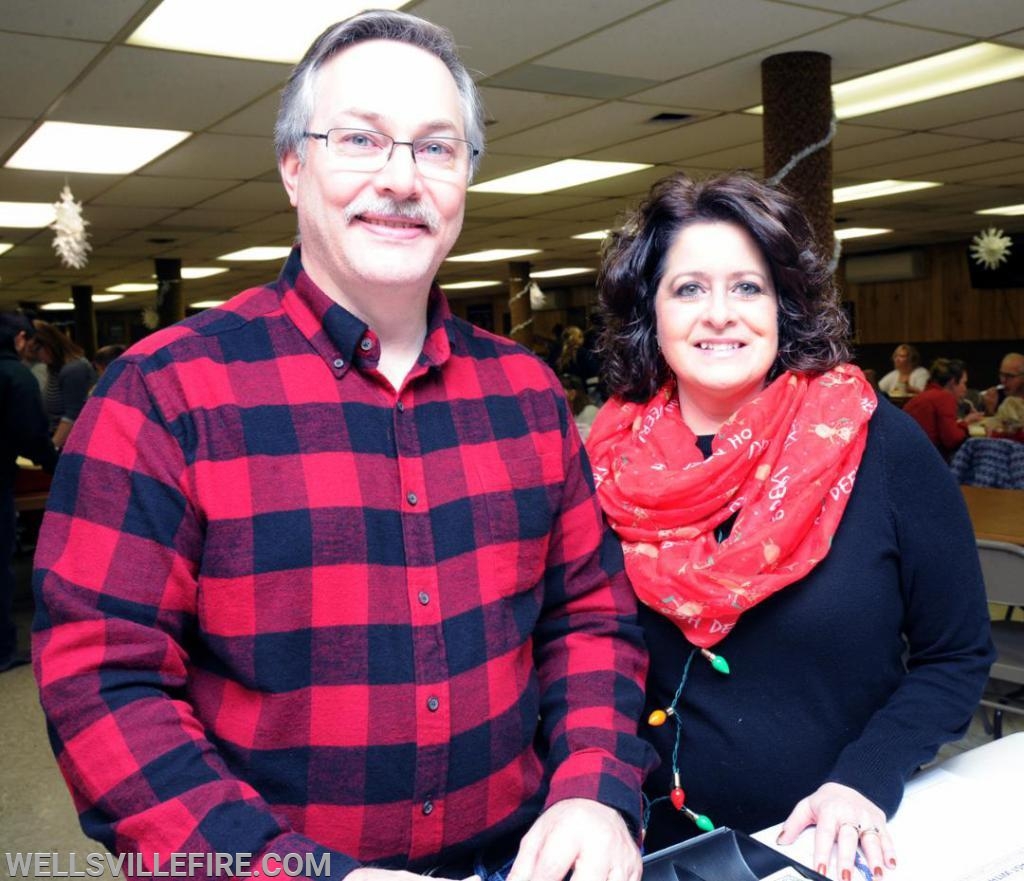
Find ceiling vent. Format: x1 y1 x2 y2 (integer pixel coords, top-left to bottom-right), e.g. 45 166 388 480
844 250 926 284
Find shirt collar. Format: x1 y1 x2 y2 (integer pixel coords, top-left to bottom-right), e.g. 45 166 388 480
277 246 453 377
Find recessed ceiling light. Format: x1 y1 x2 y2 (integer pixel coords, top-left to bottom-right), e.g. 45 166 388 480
443 280 502 290
190 300 227 309
469 159 652 195
5 121 190 174
0 243 13 256
572 230 612 241
218 247 293 261
181 267 230 279
747 42 1024 119
106 283 159 293
531 267 595 278
833 180 941 204
446 248 541 262
127 0 410 63
91 294 124 303
0 202 57 228
40 302 76 311
834 227 893 241
976 203 1024 216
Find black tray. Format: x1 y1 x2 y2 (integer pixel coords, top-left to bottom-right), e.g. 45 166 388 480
642 827 829 881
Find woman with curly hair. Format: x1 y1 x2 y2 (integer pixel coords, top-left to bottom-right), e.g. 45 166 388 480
586 172 993 879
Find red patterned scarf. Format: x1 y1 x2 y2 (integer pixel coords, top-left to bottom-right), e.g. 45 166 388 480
587 365 876 647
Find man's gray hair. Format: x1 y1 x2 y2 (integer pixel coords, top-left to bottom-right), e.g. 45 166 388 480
275 9 486 179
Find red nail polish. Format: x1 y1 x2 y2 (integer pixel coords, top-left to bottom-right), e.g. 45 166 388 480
817 866 827 877
888 858 897 868
873 868 883 878
842 871 851 881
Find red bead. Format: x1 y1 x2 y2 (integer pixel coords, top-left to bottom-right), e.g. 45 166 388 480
670 787 686 810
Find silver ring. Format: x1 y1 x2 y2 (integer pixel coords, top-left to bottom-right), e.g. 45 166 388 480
860 826 881 837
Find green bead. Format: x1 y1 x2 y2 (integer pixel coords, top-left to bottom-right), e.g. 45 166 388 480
695 814 714 832
711 654 730 675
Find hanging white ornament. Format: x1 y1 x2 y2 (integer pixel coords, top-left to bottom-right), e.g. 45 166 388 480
51 185 92 269
969 227 1012 271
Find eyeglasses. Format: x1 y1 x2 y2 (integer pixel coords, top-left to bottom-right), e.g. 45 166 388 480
998 371 1023 379
304 128 478 180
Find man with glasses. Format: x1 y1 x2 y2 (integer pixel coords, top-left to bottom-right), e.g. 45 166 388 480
34 11 652 881
981 351 1024 428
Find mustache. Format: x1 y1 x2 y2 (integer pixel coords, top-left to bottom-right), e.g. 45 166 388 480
343 196 440 233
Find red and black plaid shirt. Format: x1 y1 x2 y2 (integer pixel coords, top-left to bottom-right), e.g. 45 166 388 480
33 249 653 880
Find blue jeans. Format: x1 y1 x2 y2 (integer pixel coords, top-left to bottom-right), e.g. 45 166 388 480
473 856 514 881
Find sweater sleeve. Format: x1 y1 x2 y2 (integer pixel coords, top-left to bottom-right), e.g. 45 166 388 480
933 392 968 451
825 407 995 816
56 358 96 422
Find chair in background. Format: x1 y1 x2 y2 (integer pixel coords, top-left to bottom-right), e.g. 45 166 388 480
976 539 1024 738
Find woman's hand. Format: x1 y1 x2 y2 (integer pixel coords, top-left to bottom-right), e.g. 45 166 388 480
776 782 895 880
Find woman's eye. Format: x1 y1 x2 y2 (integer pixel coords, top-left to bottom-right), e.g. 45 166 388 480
733 282 762 297
676 283 703 298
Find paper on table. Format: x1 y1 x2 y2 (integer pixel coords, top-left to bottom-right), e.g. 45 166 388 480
754 768 1023 881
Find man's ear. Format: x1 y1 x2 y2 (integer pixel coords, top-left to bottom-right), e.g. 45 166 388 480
279 150 302 209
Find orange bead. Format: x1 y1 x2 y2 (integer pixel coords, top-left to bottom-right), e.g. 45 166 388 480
648 709 668 726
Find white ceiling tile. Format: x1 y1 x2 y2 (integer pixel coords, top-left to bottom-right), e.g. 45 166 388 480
92 176 236 208
140 134 277 180
479 88 599 140
585 113 762 164
536 0 842 81
834 132 983 173
54 47 289 131
0 0 147 40
0 33 103 120
851 81 1024 131
198 182 291 212
870 0 1024 37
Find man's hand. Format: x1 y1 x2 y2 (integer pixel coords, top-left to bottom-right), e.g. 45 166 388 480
507 798 641 881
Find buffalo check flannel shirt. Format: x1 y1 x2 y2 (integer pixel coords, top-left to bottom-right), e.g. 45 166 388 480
33 248 654 880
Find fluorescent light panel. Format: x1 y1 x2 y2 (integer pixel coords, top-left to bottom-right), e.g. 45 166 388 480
446 248 541 263
218 247 292 261
6 122 190 174
191 300 227 309
41 302 75 311
0 243 13 256
531 267 594 278
977 204 1024 216
127 0 409 63
746 43 1024 119
470 160 651 195
572 230 612 241
0 202 56 228
443 280 502 290
181 267 230 279
833 180 941 204
106 283 158 293
834 227 893 241
91 294 124 303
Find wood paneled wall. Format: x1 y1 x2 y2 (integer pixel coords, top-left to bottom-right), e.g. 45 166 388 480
838 242 1024 344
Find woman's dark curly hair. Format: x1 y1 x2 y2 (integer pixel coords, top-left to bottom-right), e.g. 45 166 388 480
597 171 850 402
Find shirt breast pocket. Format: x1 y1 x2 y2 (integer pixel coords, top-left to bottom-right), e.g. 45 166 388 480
468 451 560 599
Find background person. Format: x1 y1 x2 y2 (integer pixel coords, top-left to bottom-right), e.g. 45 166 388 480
559 374 599 441
33 12 653 881
28 320 96 449
1 313 57 672
981 351 1024 428
877 343 928 397
903 358 984 459
587 172 993 880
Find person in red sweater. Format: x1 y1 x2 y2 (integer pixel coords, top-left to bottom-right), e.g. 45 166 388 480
904 358 985 459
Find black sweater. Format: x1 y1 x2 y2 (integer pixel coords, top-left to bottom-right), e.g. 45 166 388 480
640 399 995 851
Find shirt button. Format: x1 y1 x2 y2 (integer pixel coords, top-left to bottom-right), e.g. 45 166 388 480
360 338 373 352
422 800 434 816
418 591 430 605
427 696 439 712
333 358 344 369
407 492 418 505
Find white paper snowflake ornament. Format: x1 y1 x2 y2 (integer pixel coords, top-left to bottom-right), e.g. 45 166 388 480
51 185 92 269
970 227 1012 271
